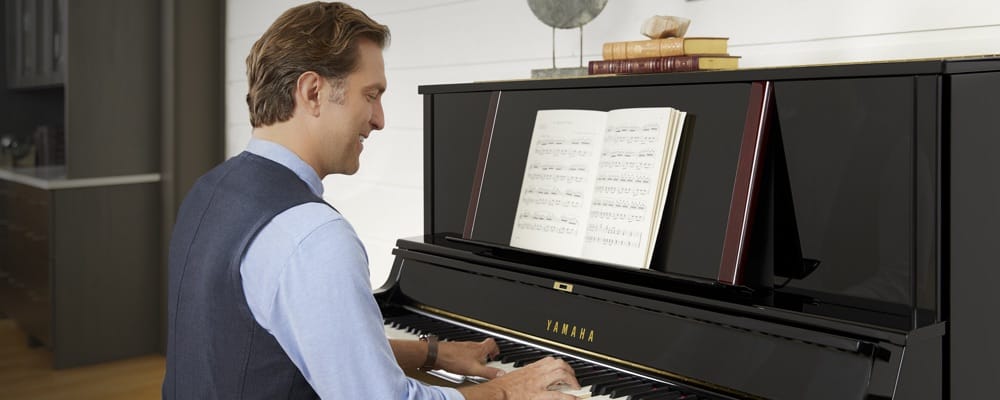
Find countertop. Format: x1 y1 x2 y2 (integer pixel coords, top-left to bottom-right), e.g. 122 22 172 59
0 165 160 190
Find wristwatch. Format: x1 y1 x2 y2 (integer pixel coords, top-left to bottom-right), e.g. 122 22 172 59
418 334 439 371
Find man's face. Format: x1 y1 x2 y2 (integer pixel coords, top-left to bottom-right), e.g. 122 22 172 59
313 38 386 176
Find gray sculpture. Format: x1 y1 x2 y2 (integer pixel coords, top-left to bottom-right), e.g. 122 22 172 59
528 0 608 78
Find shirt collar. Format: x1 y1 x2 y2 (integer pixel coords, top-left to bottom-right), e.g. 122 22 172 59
245 137 325 197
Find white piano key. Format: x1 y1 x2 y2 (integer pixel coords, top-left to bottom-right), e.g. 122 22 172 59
485 360 518 374
384 323 419 340
384 322 644 399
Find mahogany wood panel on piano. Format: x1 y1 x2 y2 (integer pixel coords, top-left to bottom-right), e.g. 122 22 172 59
378 56 1000 399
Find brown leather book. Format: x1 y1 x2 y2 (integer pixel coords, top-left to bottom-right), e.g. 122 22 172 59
588 55 739 75
602 37 729 60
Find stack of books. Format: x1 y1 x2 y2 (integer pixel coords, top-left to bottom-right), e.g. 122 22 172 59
589 37 738 75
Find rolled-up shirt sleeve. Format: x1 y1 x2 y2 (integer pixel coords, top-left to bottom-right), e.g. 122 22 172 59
242 203 463 400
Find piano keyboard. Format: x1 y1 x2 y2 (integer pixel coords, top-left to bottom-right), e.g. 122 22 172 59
384 310 720 400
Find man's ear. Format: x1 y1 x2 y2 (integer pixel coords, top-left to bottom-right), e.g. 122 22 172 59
295 71 324 117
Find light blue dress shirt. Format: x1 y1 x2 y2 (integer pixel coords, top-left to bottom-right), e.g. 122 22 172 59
241 138 463 400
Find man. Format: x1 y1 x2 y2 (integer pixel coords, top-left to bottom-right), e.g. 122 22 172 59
163 2 579 399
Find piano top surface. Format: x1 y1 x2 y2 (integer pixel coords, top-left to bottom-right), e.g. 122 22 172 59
418 55 1000 94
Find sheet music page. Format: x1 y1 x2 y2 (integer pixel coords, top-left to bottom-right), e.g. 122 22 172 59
648 111 687 259
510 109 608 257
582 107 677 268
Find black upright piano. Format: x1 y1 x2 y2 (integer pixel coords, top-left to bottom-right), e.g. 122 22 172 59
376 57 1000 399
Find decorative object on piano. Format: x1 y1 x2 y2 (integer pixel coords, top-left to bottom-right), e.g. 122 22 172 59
601 36 729 60
527 0 608 79
640 15 691 39
509 107 687 269
593 16 738 76
589 54 740 74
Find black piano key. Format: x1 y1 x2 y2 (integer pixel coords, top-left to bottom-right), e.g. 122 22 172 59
594 377 643 396
576 371 621 392
570 365 598 375
500 346 536 355
637 391 685 400
497 342 526 353
389 313 711 399
384 314 426 325
512 353 550 367
498 344 530 355
432 325 468 333
504 350 549 365
399 321 434 333
609 383 654 398
574 367 607 376
447 332 488 341
386 319 424 330
626 386 679 400
575 367 609 376
430 327 468 338
464 334 491 342
407 320 451 332
495 339 519 347
574 368 609 379
498 348 539 363
595 377 642 395
387 315 498 343
578 371 619 387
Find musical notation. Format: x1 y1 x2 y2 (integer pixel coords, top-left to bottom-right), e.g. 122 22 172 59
515 221 579 236
521 196 583 208
590 198 648 210
521 186 586 208
601 149 656 159
525 172 586 184
603 132 659 146
511 107 686 269
593 172 653 197
515 210 583 236
527 163 590 173
523 185 563 197
598 160 656 171
585 222 644 249
589 209 644 223
596 172 652 185
533 147 593 158
593 184 651 197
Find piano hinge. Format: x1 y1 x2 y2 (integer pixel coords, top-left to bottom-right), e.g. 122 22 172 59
552 281 574 293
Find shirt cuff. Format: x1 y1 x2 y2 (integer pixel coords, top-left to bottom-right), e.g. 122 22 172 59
438 386 465 400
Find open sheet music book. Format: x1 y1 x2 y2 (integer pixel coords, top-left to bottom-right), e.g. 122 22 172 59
510 107 687 269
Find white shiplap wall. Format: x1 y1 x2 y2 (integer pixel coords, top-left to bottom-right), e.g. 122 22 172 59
225 0 1000 289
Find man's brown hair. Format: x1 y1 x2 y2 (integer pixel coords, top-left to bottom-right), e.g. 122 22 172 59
246 1 390 128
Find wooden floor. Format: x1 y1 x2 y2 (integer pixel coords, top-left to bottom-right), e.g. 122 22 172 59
0 318 165 400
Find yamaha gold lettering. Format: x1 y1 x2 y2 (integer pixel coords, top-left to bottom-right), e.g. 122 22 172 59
545 319 596 342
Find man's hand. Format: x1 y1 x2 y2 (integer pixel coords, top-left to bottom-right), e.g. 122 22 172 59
436 338 504 379
458 357 581 400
